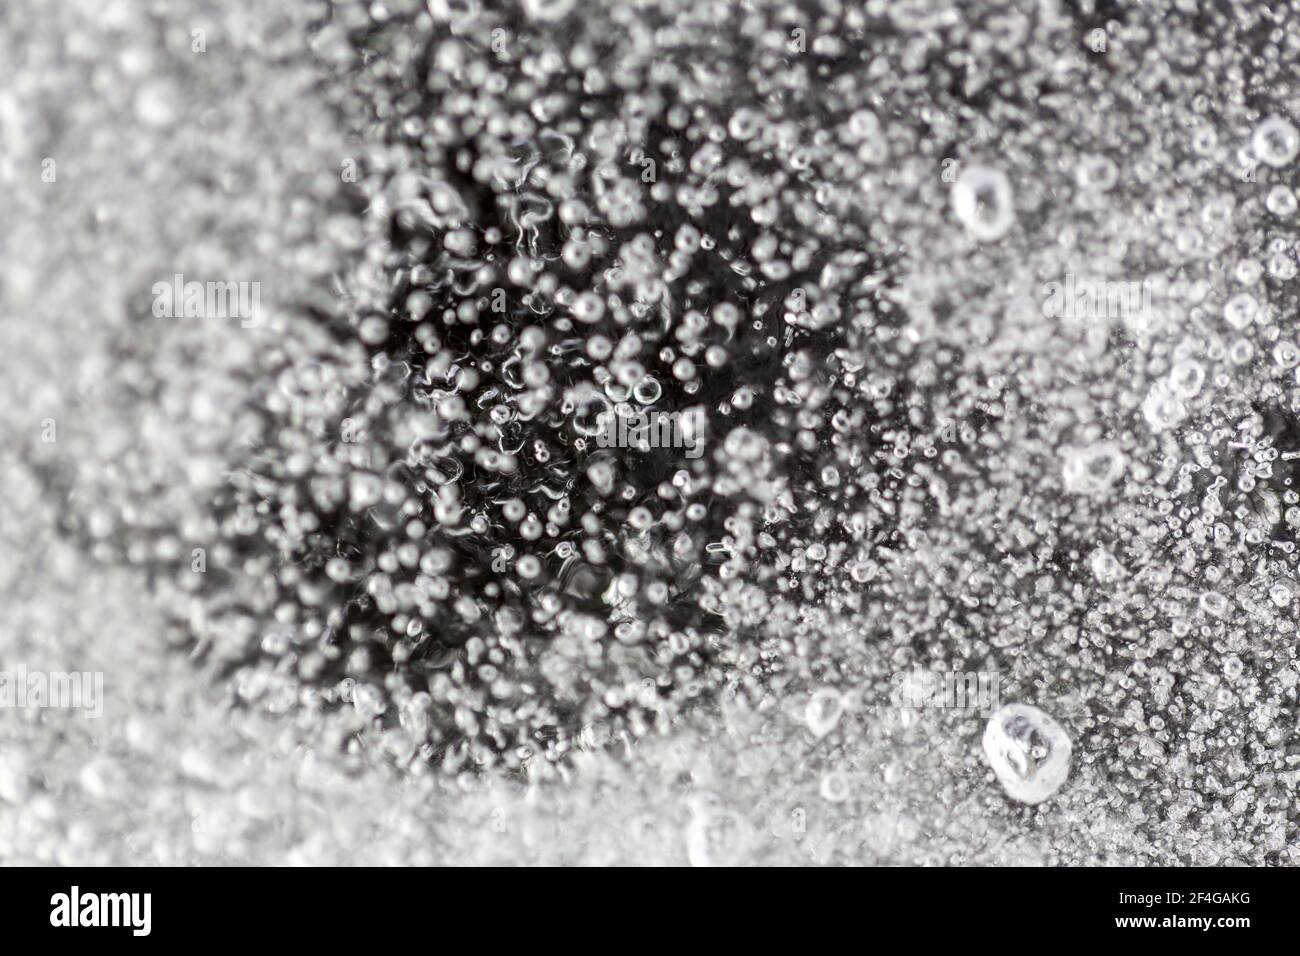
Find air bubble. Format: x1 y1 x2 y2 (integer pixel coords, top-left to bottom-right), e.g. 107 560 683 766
1253 115 1300 167
982 704 1072 805
804 688 845 738
1062 442 1127 494
1224 293 1259 330
1143 383 1188 432
951 165 1016 241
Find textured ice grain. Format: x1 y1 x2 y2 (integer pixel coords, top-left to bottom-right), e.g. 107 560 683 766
982 705 1072 807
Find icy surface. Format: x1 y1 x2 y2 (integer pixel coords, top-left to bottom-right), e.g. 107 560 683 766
1 0 1299 865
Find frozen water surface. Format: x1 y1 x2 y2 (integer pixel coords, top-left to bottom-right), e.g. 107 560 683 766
1 0 1299 865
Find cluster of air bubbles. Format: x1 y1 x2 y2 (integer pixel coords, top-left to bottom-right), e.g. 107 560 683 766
91 0 924 773
43 0 1300 862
